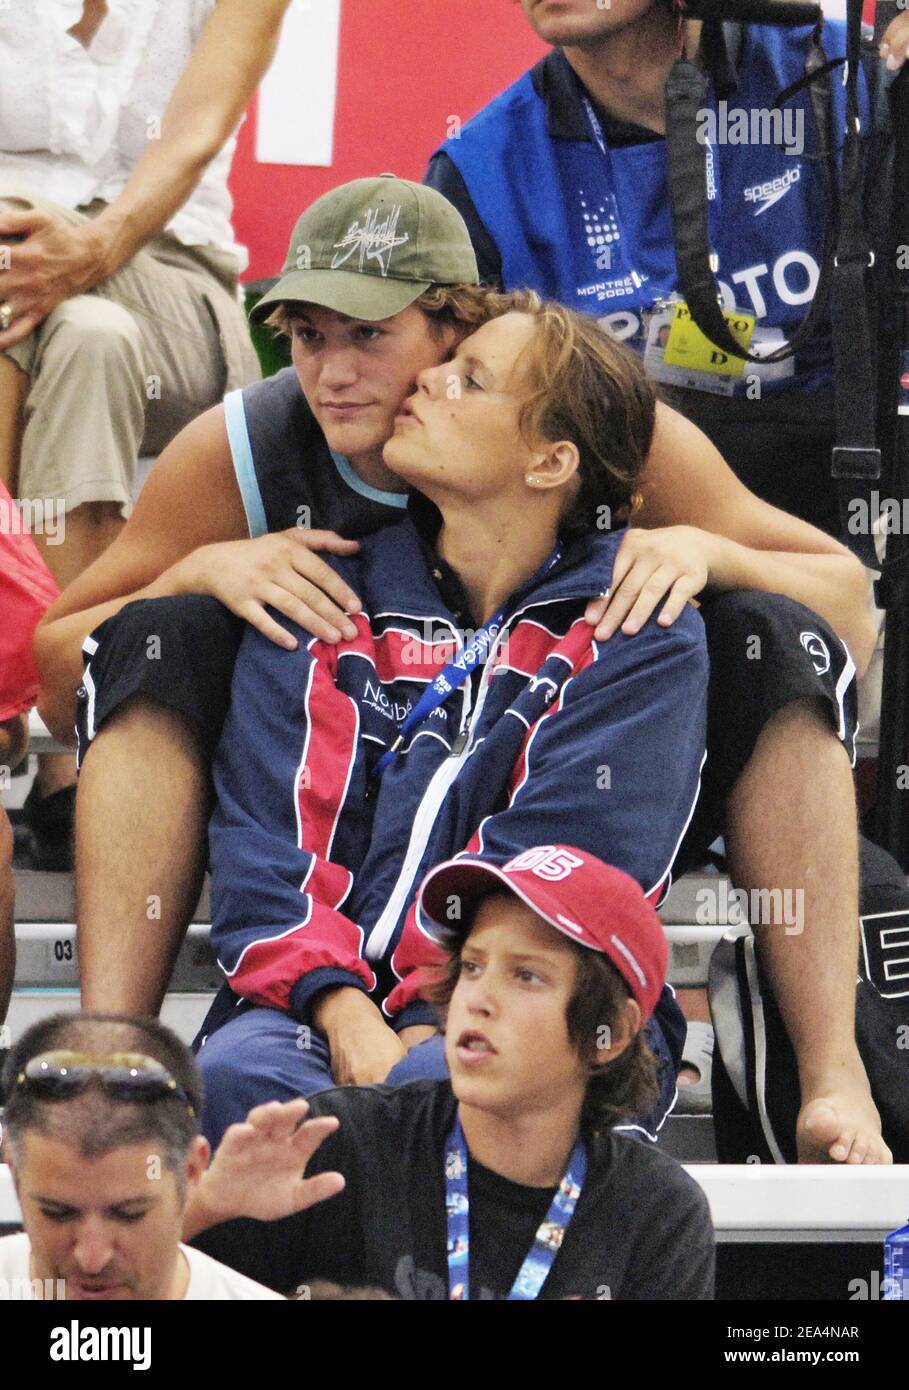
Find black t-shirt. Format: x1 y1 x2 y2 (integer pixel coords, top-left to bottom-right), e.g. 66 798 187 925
193 1080 715 1301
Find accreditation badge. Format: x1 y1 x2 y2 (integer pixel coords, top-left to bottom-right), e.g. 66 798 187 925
643 297 756 396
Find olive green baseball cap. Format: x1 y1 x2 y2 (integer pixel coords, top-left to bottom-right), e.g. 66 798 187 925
250 173 479 325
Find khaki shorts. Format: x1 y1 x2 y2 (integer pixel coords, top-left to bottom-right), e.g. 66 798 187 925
0 187 260 516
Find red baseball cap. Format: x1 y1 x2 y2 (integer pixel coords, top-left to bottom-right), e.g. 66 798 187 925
417 845 667 1020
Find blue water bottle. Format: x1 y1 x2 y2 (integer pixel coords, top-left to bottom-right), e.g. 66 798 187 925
883 1218 909 1300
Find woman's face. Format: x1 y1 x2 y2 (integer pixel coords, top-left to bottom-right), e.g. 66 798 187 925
383 312 541 504
288 303 457 464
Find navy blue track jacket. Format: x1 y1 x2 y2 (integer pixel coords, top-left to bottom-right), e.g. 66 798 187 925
207 515 708 1035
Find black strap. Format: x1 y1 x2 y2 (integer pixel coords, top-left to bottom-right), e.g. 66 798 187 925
664 24 837 366
665 7 884 566
872 54 909 864
876 47 909 608
876 550 909 610
829 0 882 568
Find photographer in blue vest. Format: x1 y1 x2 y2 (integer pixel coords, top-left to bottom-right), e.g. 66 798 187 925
425 0 905 1165
426 0 898 535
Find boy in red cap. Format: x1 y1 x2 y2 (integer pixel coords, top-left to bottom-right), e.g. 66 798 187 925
186 845 714 1301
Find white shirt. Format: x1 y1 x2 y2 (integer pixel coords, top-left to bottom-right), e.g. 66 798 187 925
0 0 248 269
0 1231 283 1300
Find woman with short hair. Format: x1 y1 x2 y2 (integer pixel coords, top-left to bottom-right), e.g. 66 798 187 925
197 291 708 1147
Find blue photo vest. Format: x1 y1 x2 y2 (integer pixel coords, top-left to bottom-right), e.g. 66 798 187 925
438 21 870 397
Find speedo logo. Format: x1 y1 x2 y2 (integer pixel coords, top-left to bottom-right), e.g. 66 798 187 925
704 140 718 202
744 165 801 217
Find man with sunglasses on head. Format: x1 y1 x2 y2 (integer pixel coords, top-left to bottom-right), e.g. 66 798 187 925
0 1011 339 1299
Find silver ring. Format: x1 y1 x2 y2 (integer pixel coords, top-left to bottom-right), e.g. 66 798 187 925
0 302 11 332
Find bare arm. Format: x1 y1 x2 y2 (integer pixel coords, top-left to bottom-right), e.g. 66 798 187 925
591 403 878 674
34 406 363 745
0 0 292 343
33 407 249 741
87 0 291 282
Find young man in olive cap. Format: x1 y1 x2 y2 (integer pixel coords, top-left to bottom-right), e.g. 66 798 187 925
36 175 485 1016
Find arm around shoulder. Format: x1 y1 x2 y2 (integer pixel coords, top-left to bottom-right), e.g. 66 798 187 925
638 404 879 674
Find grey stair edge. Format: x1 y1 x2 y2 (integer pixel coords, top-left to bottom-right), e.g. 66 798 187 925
2 990 212 1049
12 922 220 991
15 870 739 929
12 919 728 989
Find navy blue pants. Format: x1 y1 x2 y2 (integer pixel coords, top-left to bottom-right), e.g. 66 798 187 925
196 1002 680 1149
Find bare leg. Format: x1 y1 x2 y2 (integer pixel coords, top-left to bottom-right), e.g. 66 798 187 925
29 500 124 816
726 700 891 1165
77 698 209 1015
0 717 27 1023
0 354 27 494
34 499 124 592
34 750 78 793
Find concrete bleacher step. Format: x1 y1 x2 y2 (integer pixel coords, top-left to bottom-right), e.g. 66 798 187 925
8 866 740 1006
12 922 221 993
2 1158 906 1240
6 866 747 1164
11 870 745 988
661 1114 718 1164
659 872 750 986
12 871 216 992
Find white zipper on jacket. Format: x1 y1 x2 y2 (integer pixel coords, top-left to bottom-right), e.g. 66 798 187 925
364 615 519 962
363 589 596 962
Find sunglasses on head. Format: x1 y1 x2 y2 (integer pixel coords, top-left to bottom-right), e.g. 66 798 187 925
16 1051 196 1116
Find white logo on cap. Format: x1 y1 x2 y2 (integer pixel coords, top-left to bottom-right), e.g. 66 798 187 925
504 847 584 882
331 205 410 277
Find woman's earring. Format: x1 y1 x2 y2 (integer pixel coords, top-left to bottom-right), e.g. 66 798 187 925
526 475 537 485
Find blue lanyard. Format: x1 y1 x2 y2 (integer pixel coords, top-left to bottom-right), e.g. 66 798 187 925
445 1116 587 1301
373 545 562 780
580 90 722 271
581 94 609 159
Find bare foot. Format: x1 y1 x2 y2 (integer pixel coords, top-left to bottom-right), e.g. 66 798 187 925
797 1076 892 1165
